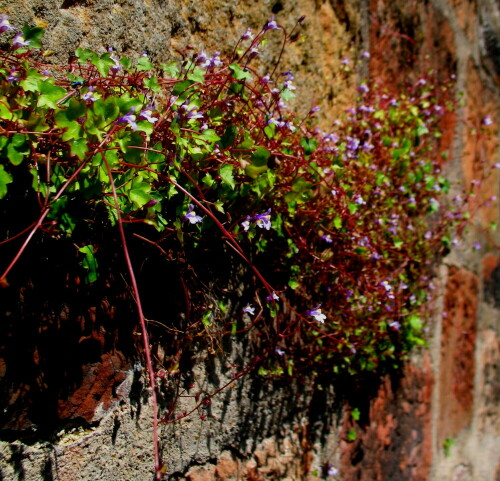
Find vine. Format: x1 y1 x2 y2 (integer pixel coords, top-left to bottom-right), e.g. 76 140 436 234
0 15 495 478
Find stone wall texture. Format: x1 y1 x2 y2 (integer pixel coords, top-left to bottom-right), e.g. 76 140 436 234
0 1 499 480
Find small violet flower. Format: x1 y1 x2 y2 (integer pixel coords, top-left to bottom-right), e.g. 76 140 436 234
116 108 138 130
482 115 493 126
12 33 30 48
307 305 326 323
200 52 223 69
241 28 254 41
321 234 333 243
264 17 280 31
358 83 369 95
354 194 366 205
473 242 481 251
242 304 255 315
82 86 97 102
389 320 401 331
184 204 203 224
140 108 158 124
266 291 279 302
260 73 271 84
327 465 339 476
6 67 20 83
275 346 285 356
253 208 272 230
0 14 15 34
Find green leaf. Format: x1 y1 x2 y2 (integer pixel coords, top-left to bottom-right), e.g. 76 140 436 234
0 101 13 121
229 63 252 81
162 62 179 77
20 68 45 92
172 79 194 98
137 120 154 137
0 165 13 199
78 245 99 284
219 164 236 189
347 429 357 441
220 125 238 148
251 146 270 167
92 53 116 77
187 67 205 83
69 138 88 160
333 216 342 229
351 408 360 421
144 75 161 93
201 310 212 327
37 82 68 109
75 47 96 63
199 129 221 144
300 137 317 155
281 88 296 102
408 314 422 331
136 56 154 71
22 26 44 49
7 134 29 166
128 178 151 208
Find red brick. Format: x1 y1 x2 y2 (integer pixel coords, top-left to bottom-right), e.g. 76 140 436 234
438 266 478 445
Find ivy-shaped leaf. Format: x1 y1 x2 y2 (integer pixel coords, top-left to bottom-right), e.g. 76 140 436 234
37 81 67 109
219 164 236 190
0 165 13 199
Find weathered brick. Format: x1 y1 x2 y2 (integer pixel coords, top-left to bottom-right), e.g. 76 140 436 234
438 266 478 445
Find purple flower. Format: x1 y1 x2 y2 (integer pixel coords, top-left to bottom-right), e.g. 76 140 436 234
200 52 223 69
12 33 30 48
196 51 208 65
360 51 370 59
184 204 203 224
327 465 339 476
321 234 333 243
241 28 254 41
264 17 280 31
241 217 251 231
389 320 401 331
243 304 255 315
248 46 260 59
82 86 97 102
473 242 481 251
482 115 493 126
354 194 366 205
6 67 20 83
107 49 122 73
358 83 369 94
266 291 279 302
254 209 272 230
116 108 138 130
275 346 285 356
341 56 350 66
494 163 500 169
346 136 360 151
260 73 271 84
0 14 15 34
306 305 326 323
140 108 158 123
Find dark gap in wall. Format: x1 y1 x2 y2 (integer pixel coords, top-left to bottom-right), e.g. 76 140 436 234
272 2 284 14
